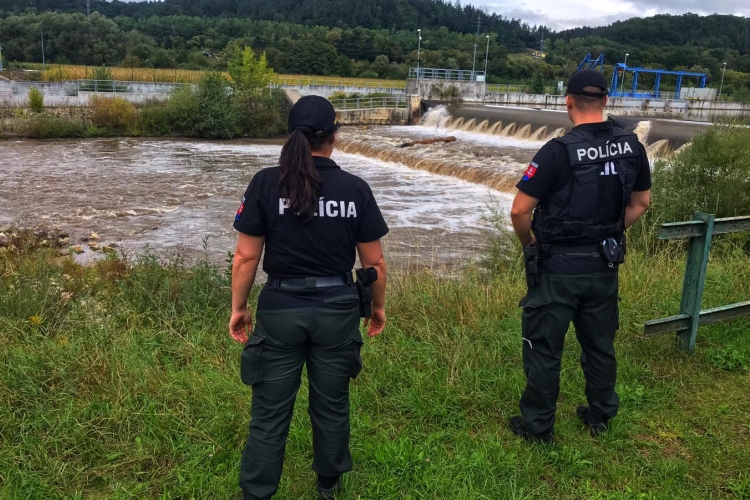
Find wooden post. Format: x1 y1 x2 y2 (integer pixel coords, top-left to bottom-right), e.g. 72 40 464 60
676 211 715 353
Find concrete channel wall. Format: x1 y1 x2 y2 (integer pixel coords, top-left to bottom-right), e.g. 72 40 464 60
0 80 406 107
406 79 750 121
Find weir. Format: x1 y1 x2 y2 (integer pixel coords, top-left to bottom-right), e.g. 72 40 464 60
419 101 710 153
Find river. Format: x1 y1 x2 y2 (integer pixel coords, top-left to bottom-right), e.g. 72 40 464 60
1 127 536 268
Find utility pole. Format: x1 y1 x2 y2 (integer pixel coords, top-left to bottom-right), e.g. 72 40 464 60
483 35 490 103
620 52 629 95
472 14 481 81
540 30 544 55
0 37 3 72
416 28 422 94
87 0 91 16
41 32 46 71
718 62 727 101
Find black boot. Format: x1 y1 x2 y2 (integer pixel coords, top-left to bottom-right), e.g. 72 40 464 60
509 416 554 444
576 406 608 437
317 475 342 499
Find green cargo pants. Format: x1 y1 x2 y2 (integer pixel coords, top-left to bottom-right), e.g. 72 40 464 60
519 271 620 435
239 284 363 500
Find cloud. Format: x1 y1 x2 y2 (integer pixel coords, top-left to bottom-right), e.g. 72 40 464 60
474 0 749 30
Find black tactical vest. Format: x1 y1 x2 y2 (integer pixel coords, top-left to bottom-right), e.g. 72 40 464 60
532 126 641 244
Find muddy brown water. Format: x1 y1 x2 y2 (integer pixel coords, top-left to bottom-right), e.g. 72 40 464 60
1 136 518 268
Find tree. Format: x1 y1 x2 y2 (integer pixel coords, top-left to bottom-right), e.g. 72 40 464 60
228 46 275 97
196 72 238 139
530 72 545 94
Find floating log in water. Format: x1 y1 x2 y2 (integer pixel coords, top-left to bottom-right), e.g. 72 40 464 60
397 136 457 148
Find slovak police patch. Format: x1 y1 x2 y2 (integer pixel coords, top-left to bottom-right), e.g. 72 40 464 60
235 197 245 221
522 162 539 181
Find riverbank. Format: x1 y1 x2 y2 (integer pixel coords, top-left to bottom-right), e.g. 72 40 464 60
1 69 289 140
1 240 750 499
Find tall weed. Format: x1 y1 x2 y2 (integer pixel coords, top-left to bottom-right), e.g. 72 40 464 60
90 96 137 133
28 87 44 113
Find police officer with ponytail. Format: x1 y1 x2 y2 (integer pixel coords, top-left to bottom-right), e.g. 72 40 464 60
230 96 388 499
508 70 651 443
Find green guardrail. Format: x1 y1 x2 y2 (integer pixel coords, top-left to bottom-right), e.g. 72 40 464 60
328 97 407 110
644 212 750 353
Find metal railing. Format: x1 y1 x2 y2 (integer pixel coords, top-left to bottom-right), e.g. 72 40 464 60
644 213 750 353
277 76 403 89
279 84 406 98
4 79 189 96
328 97 407 110
409 67 486 82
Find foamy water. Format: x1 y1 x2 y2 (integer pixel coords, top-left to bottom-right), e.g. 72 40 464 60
1 138 511 266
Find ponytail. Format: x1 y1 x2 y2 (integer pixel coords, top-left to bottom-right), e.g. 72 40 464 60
278 127 323 222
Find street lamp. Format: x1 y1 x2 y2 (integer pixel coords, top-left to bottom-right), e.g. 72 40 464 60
620 52 629 95
718 62 727 101
483 35 490 102
416 29 422 91
472 42 477 81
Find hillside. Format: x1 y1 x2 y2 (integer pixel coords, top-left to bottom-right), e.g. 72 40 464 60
0 2 748 97
558 14 750 55
0 0 545 50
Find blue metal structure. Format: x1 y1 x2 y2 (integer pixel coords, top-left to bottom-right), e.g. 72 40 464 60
578 53 605 72
610 63 707 99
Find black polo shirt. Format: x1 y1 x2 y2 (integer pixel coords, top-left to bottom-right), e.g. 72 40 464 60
234 156 389 278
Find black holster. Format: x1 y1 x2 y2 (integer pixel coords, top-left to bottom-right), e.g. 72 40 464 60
599 235 626 266
523 244 540 288
355 267 378 318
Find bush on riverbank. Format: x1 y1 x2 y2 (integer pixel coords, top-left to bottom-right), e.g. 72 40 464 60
28 87 44 113
10 115 87 138
626 120 750 253
90 95 137 134
1 47 288 140
1 238 750 498
651 121 750 223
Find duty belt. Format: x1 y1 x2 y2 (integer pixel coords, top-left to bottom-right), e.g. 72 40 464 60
267 273 353 289
544 243 600 258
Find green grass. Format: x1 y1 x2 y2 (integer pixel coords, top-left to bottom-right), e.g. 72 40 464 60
1 243 750 500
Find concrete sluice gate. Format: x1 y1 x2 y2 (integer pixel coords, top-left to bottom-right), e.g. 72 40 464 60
421 101 712 157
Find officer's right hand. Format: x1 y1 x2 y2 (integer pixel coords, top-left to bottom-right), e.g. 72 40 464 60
229 309 254 344
365 308 386 337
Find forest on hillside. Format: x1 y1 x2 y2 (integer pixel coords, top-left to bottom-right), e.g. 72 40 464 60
0 0 545 49
0 1 748 97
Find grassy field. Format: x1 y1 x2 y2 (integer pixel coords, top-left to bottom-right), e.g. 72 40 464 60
13 63 405 88
1 237 750 500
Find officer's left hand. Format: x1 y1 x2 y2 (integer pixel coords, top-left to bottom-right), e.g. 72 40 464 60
229 309 254 344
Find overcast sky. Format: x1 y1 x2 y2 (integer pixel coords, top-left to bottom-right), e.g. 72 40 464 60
474 0 750 30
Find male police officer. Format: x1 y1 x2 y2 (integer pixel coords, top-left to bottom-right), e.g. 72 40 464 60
508 69 651 443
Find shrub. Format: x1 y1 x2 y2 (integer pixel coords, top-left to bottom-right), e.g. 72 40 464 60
195 72 239 139
164 74 239 138
138 105 172 136
90 96 137 133
28 88 44 113
165 85 201 136
234 89 288 138
651 122 750 222
630 121 750 253
15 116 86 138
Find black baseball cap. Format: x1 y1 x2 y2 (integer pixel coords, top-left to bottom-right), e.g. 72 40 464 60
288 95 339 137
566 69 609 98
